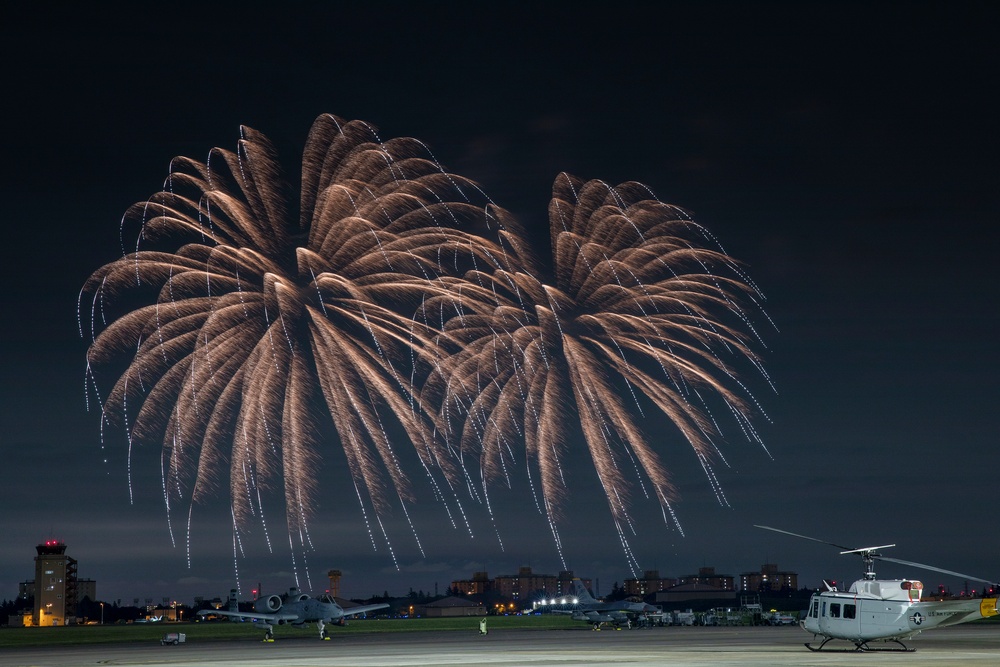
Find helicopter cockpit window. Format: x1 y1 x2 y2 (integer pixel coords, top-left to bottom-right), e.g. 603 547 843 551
829 603 841 618
843 603 856 619
811 600 819 618
821 601 826 617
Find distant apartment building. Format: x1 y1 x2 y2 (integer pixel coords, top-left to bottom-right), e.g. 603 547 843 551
451 571 494 595
451 567 591 601
623 570 678 596
676 566 734 591
17 540 95 626
495 566 558 600
738 563 798 593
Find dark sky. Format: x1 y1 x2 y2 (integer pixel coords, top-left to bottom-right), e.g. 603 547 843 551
2 2 998 604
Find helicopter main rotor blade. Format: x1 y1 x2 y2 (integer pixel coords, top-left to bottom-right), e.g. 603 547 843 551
876 556 999 586
841 544 895 555
754 525 854 551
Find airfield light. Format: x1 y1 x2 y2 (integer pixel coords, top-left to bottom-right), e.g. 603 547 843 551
572 598 578 604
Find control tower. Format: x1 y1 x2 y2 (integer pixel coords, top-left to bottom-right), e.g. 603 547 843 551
33 540 78 626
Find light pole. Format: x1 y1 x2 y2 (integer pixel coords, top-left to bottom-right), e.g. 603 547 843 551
100 602 104 625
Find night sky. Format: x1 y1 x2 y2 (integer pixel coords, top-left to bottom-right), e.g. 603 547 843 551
3 2 998 605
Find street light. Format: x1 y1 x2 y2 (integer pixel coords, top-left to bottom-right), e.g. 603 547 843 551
100 602 104 625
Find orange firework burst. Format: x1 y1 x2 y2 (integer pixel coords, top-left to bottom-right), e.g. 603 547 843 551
82 116 769 576
80 114 516 570
425 173 770 572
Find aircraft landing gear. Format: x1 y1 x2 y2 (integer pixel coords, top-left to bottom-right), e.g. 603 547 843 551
318 619 330 640
855 639 914 652
805 636 914 652
261 623 275 642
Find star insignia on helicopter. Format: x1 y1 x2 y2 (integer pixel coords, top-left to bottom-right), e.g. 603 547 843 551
908 611 923 625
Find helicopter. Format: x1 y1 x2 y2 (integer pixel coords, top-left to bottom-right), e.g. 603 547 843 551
756 525 999 652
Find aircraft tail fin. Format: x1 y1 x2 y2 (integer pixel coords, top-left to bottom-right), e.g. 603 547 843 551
571 578 598 604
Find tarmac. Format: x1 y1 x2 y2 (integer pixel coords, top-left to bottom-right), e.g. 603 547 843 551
4 624 1000 667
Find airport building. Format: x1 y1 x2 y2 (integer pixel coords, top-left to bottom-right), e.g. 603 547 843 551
16 540 96 626
415 595 487 617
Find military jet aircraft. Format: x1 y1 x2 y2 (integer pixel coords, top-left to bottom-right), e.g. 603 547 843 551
550 579 662 630
197 587 388 641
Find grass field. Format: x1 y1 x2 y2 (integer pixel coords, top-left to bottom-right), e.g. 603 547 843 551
0 614 579 648
6 613 994 649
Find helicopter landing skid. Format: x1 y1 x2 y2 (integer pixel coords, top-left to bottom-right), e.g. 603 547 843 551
805 637 914 652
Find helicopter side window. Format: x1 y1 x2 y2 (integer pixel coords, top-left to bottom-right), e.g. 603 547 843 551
811 600 819 618
821 601 826 617
843 604 856 619
829 603 841 618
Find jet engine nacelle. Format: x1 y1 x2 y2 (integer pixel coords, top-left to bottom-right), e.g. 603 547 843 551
254 595 282 613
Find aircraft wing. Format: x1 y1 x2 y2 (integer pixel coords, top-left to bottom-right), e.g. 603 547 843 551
610 601 659 613
340 603 389 617
197 609 299 623
572 610 612 623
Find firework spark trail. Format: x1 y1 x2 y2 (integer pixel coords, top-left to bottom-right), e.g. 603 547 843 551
426 172 771 562
81 114 518 573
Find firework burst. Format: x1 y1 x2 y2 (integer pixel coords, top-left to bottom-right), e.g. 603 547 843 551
425 173 770 573
82 116 769 577
80 114 517 574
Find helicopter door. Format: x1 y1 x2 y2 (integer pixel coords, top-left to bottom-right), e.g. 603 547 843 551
814 598 861 638
841 601 861 636
802 596 822 634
